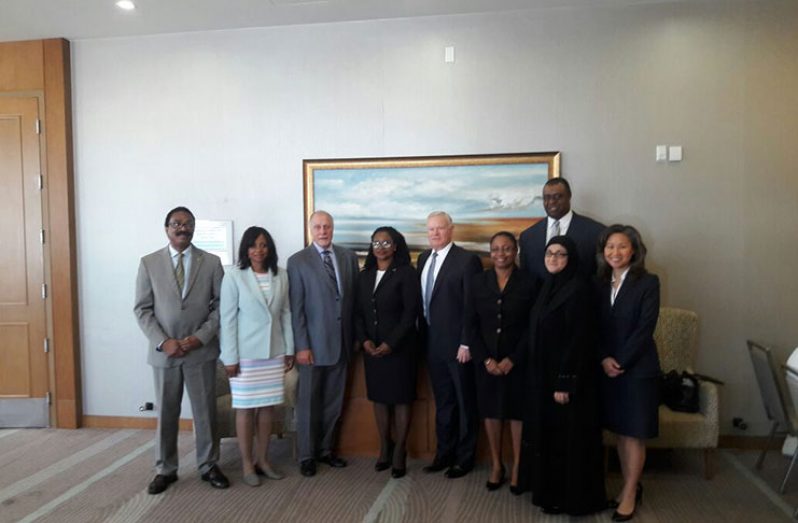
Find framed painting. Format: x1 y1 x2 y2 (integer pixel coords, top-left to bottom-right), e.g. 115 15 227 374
303 152 560 256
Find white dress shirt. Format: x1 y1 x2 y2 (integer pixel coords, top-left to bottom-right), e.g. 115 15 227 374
546 209 574 243
610 267 631 306
420 241 453 319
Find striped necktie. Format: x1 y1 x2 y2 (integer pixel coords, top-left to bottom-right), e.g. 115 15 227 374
175 252 185 292
322 250 339 295
424 252 438 321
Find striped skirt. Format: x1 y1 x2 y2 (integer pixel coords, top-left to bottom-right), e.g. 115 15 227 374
230 357 285 409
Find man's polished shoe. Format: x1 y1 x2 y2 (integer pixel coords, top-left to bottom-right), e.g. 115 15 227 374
147 473 177 495
317 454 347 468
444 465 471 479
200 465 230 489
300 459 316 477
422 458 449 473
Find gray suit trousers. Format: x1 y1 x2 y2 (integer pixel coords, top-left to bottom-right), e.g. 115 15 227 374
296 358 348 462
152 360 218 475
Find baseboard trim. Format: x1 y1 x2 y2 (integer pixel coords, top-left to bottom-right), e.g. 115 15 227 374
82 415 194 431
719 435 785 450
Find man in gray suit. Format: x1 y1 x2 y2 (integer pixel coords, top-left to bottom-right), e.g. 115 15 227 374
287 210 359 477
134 206 229 494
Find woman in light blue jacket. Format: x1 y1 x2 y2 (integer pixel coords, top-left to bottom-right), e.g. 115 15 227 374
220 226 294 487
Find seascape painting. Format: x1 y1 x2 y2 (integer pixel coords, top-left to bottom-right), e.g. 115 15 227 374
303 153 560 256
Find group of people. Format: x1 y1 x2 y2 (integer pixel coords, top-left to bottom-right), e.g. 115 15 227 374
133 176 661 522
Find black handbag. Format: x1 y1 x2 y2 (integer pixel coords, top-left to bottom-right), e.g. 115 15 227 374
661 370 700 413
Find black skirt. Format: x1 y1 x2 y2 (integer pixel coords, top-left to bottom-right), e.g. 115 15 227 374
601 374 660 439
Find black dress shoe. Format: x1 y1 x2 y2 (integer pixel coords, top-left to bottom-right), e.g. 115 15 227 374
509 485 524 496
200 465 230 489
375 460 391 472
542 506 563 515
300 459 316 477
485 465 506 491
318 454 347 468
147 473 177 495
422 459 449 473
391 467 406 479
444 465 471 479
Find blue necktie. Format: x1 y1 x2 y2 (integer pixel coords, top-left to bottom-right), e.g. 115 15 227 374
424 252 438 321
322 250 339 295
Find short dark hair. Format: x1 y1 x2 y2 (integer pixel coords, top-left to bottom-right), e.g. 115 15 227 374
237 226 279 275
489 231 518 250
596 224 648 282
543 177 572 197
363 226 411 270
164 206 195 227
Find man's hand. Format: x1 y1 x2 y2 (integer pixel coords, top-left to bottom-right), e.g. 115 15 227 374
224 364 239 378
456 345 471 364
602 357 625 378
178 335 203 352
296 349 314 366
484 358 502 376
161 338 185 358
285 355 295 372
496 357 514 375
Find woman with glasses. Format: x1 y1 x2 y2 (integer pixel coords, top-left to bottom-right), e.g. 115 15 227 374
219 226 294 487
596 225 660 522
521 235 606 516
354 226 421 478
465 231 536 493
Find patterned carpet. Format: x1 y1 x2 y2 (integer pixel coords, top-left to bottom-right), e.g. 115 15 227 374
0 428 792 522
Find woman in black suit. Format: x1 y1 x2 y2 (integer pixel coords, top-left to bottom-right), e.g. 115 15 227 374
466 231 536 492
596 224 661 522
522 235 606 515
355 226 420 478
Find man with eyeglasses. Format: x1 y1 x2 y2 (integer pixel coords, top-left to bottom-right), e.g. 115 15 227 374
134 206 229 494
287 210 359 477
519 177 605 283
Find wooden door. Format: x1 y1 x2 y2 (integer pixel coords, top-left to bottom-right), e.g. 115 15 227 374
0 97 49 427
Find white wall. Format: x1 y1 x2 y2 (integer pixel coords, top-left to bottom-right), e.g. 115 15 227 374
73 0 798 433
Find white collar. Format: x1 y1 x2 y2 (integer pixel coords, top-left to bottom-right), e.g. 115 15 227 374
547 209 574 230
168 244 192 258
432 242 454 257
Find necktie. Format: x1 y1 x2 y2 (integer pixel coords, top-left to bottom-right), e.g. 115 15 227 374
424 252 438 321
175 252 185 292
322 250 339 295
552 220 561 237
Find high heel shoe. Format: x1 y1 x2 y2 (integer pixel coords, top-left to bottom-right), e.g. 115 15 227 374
485 465 506 491
611 483 643 521
375 442 395 472
254 463 285 480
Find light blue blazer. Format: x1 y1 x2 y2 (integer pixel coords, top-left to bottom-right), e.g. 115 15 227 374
219 266 294 365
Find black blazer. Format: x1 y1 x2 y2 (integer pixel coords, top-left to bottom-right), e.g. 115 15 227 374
465 268 536 366
417 244 482 359
354 263 420 352
596 272 661 378
519 212 605 283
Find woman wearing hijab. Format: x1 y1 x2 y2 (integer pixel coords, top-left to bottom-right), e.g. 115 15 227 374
597 224 660 522
354 226 420 478
522 235 606 516
466 231 536 492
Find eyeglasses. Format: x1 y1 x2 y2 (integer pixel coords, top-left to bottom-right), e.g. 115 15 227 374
542 193 566 202
371 240 394 249
544 251 568 259
168 221 195 230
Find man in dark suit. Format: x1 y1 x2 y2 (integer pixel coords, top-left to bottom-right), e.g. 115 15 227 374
519 177 605 283
418 211 483 479
134 206 229 494
287 210 359 477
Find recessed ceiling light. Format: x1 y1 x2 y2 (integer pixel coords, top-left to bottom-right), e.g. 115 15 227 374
115 0 136 10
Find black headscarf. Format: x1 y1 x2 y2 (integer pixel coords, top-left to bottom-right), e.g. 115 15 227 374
540 235 580 306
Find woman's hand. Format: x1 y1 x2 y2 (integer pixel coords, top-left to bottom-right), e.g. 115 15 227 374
553 391 570 405
363 340 377 356
284 355 295 372
484 358 503 376
601 357 625 378
224 364 239 378
497 357 514 375
375 342 392 357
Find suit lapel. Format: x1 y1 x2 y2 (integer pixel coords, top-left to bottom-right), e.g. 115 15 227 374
374 265 396 295
244 268 269 311
185 248 203 298
333 246 347 297
308 246 337 295
431 246 456 302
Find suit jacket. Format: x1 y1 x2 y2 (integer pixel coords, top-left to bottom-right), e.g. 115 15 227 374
354 263 420 352
417 244 482 359
519 212 605 282
287 244 359 366
219 266 294 365
596 272 661 378
134 245 224 368
465 268 536 366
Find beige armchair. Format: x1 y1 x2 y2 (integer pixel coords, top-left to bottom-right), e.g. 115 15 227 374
215 361 298 450
604 307 720 479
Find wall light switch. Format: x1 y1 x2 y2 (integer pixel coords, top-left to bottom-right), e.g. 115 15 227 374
444 46 455 63
656 145 667 162
668 145 683 162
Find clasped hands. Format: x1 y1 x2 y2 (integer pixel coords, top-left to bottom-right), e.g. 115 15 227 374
483 357 514 375
601 356 625 378
161 335 202 358
363 340 392 358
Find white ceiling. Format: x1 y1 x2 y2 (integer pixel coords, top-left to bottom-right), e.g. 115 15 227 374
0 0 675 42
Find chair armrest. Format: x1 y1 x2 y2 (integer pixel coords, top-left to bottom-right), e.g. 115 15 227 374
699 381 719 423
